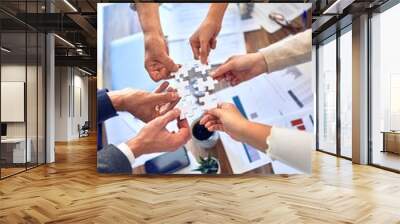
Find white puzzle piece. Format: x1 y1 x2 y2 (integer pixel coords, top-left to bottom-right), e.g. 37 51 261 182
170 62 224 120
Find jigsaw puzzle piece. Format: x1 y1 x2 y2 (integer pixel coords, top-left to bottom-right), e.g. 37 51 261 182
193 89 205 98
204 76 218 91
199 92 218 110
195 78 207 92
203 97 218 110
171 65 185 79
170 62 222 119
194 63 211 75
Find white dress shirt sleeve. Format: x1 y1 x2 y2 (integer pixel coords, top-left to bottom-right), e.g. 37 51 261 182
116 142 136 167
265 126 314 173
259 29 312 73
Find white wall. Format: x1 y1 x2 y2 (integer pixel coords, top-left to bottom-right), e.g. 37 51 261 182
1 63 46 164
73 73 89 137
54 67 69 141
54 67 89 141
1 65 38 138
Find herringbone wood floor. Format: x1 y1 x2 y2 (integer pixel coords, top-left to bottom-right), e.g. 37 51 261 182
1 134 400 224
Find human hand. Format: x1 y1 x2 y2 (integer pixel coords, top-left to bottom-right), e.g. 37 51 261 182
127 108 191 157
199 103 249 142
144 33 179 81
190 19 221 64
189 3 228 64
108 81 180 123
211 53 267 86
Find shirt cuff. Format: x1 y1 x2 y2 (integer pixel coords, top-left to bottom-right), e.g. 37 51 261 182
116 142 136 167
264 126 313 173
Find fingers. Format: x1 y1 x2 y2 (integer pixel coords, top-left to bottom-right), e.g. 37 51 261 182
208 124 224 132
158 108 181 127
210 37 217 49
166 86 176 93
206 107 223 119
164 118 191 149
153 81 169 93
161 54 179 73
165 87 180 109
151 91 179 105
230 78 241 86
146 64 162 82
199 114 215 125
170 125 191 149
177 118 191 140
159 67 171 79
211 60 234 79
200 102 233 125
167 98 180 110
221 102 236 109
199 40 210 65
158 97 180 115
177 118 189 129
190 38 200 60
204 119 220 129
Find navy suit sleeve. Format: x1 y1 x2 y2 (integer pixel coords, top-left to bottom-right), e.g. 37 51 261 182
97 89 117 124
97 89 118 150
97 89 132 174
97 144 132 174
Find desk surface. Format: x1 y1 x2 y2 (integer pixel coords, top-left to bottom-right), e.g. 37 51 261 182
1 138 26 143
381 131 400 134
132 14 309 175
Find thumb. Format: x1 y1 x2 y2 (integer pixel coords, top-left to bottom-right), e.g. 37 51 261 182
161 55 179 72
206 107 223 119
159 108 181 127
211 61 234 79
153 81 169 93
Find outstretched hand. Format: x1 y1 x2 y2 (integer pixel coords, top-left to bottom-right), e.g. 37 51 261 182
144 34 179 81
200 103 248 142
128 108 191 157
200 103 271 150
108 81 180 123
190 19 221 65
211 53 267 86
189 3 228 65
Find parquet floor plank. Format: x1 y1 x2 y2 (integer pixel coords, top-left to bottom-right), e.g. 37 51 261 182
1 135 400 223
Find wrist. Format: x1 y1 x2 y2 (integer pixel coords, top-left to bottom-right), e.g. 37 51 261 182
204 15 223 29
107 90 126 112
254 52 268 73
245 122 271 150
207 3 228 24
127 137 146 158
236 119 253 143
136 3 163 37
143 29 164 38
144 33 165 49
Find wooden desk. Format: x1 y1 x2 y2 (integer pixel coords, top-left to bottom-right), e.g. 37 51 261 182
1 138 31 165
133 15 309 175
382 131 400 154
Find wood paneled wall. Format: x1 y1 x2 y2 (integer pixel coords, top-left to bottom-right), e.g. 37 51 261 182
88 76 97 132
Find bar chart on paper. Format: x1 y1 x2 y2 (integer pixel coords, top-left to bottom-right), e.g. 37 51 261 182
232 95 261 163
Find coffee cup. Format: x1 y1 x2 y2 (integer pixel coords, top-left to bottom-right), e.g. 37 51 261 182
191 118 219 149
